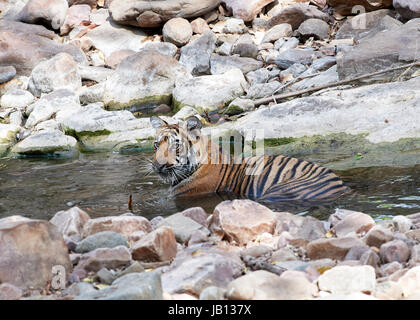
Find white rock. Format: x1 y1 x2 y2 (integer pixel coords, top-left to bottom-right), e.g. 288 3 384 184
398 266 420 297
173 106 200 121
0 124 20 155
223 18 248 34
393 215 413 233
0 89 34 109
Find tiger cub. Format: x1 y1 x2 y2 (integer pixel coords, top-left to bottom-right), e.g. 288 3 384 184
150 116 349 202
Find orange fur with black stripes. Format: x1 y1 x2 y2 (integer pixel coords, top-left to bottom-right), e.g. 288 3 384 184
150 116 350 202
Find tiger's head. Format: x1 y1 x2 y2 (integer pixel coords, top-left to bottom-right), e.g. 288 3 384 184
150 116 206 186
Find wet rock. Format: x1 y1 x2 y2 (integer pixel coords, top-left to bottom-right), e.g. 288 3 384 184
108 0 219 28
267 3 329 30
77 271 163 300
11 129 78 156
50 206 91 242
393 215 413 233
380 240 410 264
327 0 393 15
223 18 248 34
60 4 91 35
103 50 190 111
0 216 72 289
0 283 23 300
199 286 226 300
0 89 34 110
222 0 275 22
363 225 394 248
307 237 364 260
73 245 132 278
179 30 217 76
75 231 128 253
261 23 293 43
105 50 136 69
190 18 210 34
181 207 208 227
131 226 177 262
173 68 246 112
0 66 17 84
232 34 259 58
209 200 277 245
162 18 192 47
276 48 317 69
18 0 68 30
318 265 376 294
297 18 329 40
157 212 209 244
393 0 420 20
28 53 82 97
331 209 375 237
397 266 420 298
226 270 317 300
0 20 87 76
210 55 263 75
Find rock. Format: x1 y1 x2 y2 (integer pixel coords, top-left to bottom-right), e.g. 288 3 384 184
373 280 403 300
318 265 376 294
242 245 273 259
363 225 394 248
18 0 69 30
0 216 72 289
75 231 128 253
9 111 23 126
60 4 91 35
162 18 192 47
223 18 248 34
307 237 364 260
109 0 219 28
330 209 375 237
172 106 200 121
82 19 147 59
77 271 163 300
0 283 23 300
73 245 131 279
210 55 263 75
337 19 420 81
216 42 233 56
397 266 420 297
327 0 393 15
261 23 293 43
0 20 88 76
131 226 177 262
179 30 217 76
199 286 226 300
0 89 34 109
0 124 20 155
280 63 307 79
105 49 136 69
104 50 191 111
393 215 413 233
276 48 317 69
153 104 171 114
140 42 178 58
68 0 98 9
245 82 281 100
380 240 410 264
157 212 209 244
359 249 380 268
410 244 420 265
50 206 91 242
28 53 81 97
208 200 277 245
267 3 330 30
246 67 279 85
379 261 403 277
0 66 17 84
226 98 255 115
173 68 246 112
181 207 208 227
232 34 259 58
82 215 152 239
226 270 317 300
393 0 420 20
10 129 78 156
190 18 210 34
162 252 241 295
188 230 210 246
222 0 274 21
95 268 117 285
297 18 329 40
78 65 113 83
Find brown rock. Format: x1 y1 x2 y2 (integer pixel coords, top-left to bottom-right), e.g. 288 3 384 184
363 225 394 248
181 207 209 227
331 209 375 237
380 240 410 264
82 215 152 238
209 200 277 245
327 0 393 15
0 216 72 289
131 226 177 262
50 206 91 242
307 237 364 260
222 0 275 22
153 104 172 114
60 4 91 35
0 283 23 300
190 18 210 34
105 49 136 69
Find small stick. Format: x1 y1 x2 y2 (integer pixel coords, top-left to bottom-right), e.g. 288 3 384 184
128 194 133 212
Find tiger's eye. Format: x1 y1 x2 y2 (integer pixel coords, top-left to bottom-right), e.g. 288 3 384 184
153 141 159 150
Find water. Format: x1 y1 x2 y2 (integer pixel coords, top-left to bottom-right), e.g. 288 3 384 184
0 151 419 221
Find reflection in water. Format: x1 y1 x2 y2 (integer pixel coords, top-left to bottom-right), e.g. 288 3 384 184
0 151 419 221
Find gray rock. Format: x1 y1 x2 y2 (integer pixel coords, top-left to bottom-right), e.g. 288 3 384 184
232 34 259 58
162 17 192 47
78 83 105 105
0 66 17 84
210 55 263 75
363 225 394 248
50 206 90 243
95 268 118 285
18 0 68 30
75 231 128 253
0 89 34 110
226 98 255 115
380 240 411 263
274 260 311 272
246 67 279 85
140 42 178 58
297 18 329 40
393 0 420 20
245 82 281 99
280 63 307 78
276 48 317 69
216 42 233 56
77 271 163 300
199 286 226 300
278 37 299 52
262 23 293 43
223 18 248 34
0 283 23 300
179 31 217 75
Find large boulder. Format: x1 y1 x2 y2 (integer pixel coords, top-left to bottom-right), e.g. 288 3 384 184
326 0 393 15
0 20 88 76
109 0 220 28
222 0 275 22
18 0 69 30
103 51 191 111
0 216 72 289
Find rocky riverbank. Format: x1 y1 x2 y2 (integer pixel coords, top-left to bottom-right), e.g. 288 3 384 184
0 0 419 169
1 200 420 300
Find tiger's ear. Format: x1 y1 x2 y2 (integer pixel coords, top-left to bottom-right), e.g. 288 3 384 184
185 116 202 132
150 116 168 129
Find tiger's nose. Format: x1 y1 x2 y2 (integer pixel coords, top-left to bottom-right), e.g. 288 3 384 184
153 162 165 173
